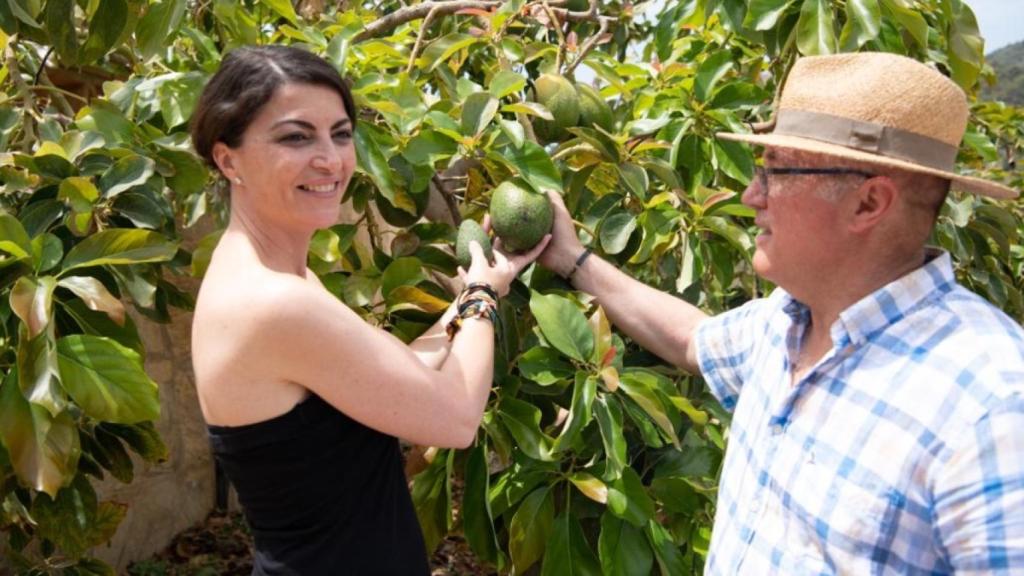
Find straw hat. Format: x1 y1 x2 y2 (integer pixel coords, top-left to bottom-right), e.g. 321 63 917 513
717 52 1018 199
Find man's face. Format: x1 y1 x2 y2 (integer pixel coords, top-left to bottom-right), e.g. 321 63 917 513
741 148 860 293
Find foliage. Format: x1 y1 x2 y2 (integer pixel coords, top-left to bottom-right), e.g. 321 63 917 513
0 0 1020 573
981 41 1024 106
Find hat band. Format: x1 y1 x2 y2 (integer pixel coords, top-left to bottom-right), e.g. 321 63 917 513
774 109 958 172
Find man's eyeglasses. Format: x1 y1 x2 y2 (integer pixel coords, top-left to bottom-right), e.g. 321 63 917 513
754 166 875 197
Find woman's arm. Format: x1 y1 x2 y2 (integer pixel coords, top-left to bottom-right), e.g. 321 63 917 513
406 301 458 370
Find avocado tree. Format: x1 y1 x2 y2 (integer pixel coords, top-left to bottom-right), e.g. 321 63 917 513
0 0 1020 574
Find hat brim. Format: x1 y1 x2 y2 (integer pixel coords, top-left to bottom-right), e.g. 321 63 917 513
717 132 1018 200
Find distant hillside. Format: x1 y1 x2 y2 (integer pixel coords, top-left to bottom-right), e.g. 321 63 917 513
982 41 1024 105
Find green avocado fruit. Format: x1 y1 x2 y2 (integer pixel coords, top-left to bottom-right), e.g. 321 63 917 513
576 83 613 132
567 0 589 11
533 73 580 143
456 219 494 269
489 180 554 253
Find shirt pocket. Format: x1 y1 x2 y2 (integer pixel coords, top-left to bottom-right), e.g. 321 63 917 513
783 458 901 569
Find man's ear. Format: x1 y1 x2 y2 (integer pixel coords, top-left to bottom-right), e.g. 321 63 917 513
211 142 237 181
848 176 897 234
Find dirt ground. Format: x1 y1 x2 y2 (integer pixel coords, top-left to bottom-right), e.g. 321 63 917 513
124 510 497 576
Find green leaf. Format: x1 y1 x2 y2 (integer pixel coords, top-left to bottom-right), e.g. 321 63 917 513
355 124 407 212
607 466 655 527
946 0 984 89
260 0 298 24
569 472 608 504
879 0 927 48
98 155 156 198
43 0 78 63
32 233 63 273
617 163 649 201
541 512 602 576
497 397 554 462
498 140 563 193
57 276 125 326
421 33 480 72
501 101 554 120
56 334 160 424
529 291 594 363
518 346 574 386
461 92 499 137
386 285 449 315
594 395 627 480
646 519 687 574
618 371 681 449
4 0 39 28
600 211 637 255
598 512 654 576
32 475 126 557
61 229 177 272
0 212 33 261
81 0 128 62
839 0 881 50
381 257 425 298
462 442 499 563
509 486 555 575
59 176 100 213
489 70 527 98
796 0 837 55
714 140 754 184
136 0 186 59
552 372 597 452
694 51 734 103
649 477 702 513
745 0 797 30
0 370 80 497
59 300 142 360
100 421 167 463
10 275 55 339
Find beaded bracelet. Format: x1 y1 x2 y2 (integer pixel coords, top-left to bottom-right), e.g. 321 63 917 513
445 297 499 341
445 282 501 341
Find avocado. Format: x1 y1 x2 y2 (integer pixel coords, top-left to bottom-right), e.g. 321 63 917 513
576 83 613 132
533 73 580 143
455 219 494 268
489 180 554 253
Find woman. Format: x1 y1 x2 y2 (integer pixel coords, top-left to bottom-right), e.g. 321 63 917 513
189 45 547 575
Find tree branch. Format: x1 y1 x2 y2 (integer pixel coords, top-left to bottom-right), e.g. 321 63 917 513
566 11 609 76
5 37 37 153
355 0 502 42
432 173 462 226
405 4 442 74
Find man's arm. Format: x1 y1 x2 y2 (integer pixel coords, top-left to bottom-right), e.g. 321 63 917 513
931 398 1024 572
539 192 708 373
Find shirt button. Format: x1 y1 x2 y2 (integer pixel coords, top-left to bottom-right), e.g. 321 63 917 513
771 424 784 435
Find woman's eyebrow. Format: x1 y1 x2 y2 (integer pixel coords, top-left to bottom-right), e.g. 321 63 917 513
270 118 351 131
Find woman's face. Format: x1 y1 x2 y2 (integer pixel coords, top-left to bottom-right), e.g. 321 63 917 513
215 82 356 232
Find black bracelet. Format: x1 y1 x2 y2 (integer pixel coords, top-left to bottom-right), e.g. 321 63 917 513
566 248 593 281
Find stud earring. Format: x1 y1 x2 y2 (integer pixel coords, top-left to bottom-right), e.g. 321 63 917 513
233 177 242 185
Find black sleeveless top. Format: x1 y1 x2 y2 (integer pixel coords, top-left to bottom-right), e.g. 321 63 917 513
207 394 430 575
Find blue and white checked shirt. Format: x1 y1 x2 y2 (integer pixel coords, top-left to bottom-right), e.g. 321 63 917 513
695 250 1024 575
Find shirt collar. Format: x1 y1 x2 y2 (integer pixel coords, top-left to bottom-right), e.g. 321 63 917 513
778 248 957 349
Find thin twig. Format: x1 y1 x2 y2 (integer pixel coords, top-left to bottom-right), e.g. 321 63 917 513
432 173 463 226
540 1 567 71
33 46 54 86
5 37 37 153
569 14 606 75
406 4 442 74
355 0 503 42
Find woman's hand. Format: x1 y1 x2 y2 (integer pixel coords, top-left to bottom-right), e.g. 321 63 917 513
458 215 550 297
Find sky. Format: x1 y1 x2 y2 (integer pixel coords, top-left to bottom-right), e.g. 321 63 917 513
968 0 1024 53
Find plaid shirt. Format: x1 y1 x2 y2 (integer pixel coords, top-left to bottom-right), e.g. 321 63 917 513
695 251 1024 575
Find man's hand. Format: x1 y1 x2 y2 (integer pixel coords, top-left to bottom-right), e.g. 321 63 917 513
538 190 586 278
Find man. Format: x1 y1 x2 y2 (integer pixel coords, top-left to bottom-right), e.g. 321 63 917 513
539 52 1024 574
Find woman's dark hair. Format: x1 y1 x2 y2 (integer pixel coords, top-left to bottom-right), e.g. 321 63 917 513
190 45 357 168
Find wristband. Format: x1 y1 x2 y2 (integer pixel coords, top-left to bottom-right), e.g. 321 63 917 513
566 248 593 281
